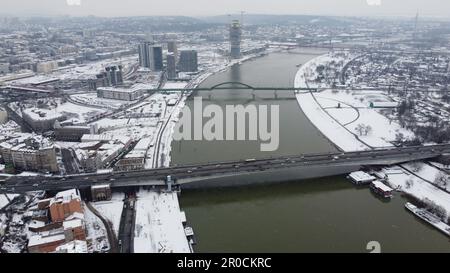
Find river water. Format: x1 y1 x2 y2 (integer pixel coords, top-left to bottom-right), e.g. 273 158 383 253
171 49 450 252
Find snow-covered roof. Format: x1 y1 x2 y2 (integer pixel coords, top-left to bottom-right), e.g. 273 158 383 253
63 218 83 230
65 212 84 221
28 220 46 229
348 171 376 183
22 107 64 121
55 240 88 253
372 180 393 192
52 189 81 205
28 233 65 247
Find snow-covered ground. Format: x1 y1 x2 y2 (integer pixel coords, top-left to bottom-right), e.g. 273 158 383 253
296 92 369 151
83 203 110 253
91 193 124 237
0 194 20 210
381 165 450 218
401 162 450 192
294 53 414 151
134 190 191 253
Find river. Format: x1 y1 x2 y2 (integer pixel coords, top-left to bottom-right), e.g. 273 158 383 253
171 49 450 252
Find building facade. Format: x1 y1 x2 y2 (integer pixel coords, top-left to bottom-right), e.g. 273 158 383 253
0 137 59 173
49 189 83 223
167 53 177 79
230 20 242 59
97 86 145 101
179 50 198 72
138 42 163 71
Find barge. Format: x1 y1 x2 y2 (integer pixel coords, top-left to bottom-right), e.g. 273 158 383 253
405 202 450 237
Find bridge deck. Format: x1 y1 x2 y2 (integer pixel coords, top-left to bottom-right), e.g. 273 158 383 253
1 144 449 194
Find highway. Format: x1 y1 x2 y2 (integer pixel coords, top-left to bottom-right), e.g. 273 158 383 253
1 144 449 194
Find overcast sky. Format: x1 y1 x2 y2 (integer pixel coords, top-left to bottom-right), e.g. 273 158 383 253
1 0 449 18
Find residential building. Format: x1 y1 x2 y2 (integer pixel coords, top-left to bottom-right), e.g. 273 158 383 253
0 135 59 173
49 189 83 223
230 20 242 59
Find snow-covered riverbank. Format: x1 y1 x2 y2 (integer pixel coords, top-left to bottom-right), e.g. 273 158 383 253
294 52 414 151
294 51 450 219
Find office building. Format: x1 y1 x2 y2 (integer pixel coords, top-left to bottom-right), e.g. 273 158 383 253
138 42 152 68
138 42 163 71
151 46 164 71
179 50 198 72
167 41 178 61
167 53 177 79
88 65 123 90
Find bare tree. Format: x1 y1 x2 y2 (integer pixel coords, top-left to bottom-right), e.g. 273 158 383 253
434 172 449 189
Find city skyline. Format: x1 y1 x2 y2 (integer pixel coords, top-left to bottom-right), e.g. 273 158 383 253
1 0 450 18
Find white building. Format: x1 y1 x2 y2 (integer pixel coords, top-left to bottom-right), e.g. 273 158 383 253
36 61 59 74
97 85 146 101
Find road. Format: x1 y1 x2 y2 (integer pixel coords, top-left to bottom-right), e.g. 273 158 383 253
61 148 81 175
2 144 450 194
152 95 183 168
118 196 136 253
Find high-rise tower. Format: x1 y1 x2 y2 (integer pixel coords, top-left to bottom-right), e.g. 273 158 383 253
138 42 163 71
138 42 152 68
229 20 242 59
167 53 177 79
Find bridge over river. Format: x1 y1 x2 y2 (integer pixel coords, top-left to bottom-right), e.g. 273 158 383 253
1 144 449 194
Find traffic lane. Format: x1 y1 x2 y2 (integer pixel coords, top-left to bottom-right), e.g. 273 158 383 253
8 150 445 184
1 147 447 192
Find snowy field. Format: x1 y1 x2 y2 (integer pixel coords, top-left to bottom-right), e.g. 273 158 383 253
294 54 414 151
296 92 369 151
401 162 450 192
382 166 450 217
134 190 190 253
91 193 125 237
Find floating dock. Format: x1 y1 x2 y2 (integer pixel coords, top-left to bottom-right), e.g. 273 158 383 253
347 171 377 185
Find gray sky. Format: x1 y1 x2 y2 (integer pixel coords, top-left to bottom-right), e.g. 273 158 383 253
1 0 449 18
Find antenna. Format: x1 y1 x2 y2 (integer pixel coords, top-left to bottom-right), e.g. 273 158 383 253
413 10 419 41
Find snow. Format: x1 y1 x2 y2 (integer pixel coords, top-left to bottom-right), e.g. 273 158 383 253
402 162 450 192
134 190 191 253
55 240 88 253
162 82 188 89
351 108 408 147
83 203 110 253
383 166 450 217
296 92 369 151
294 54 414 152
0 195 11 210
348 171 376 183
91 193 124 237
